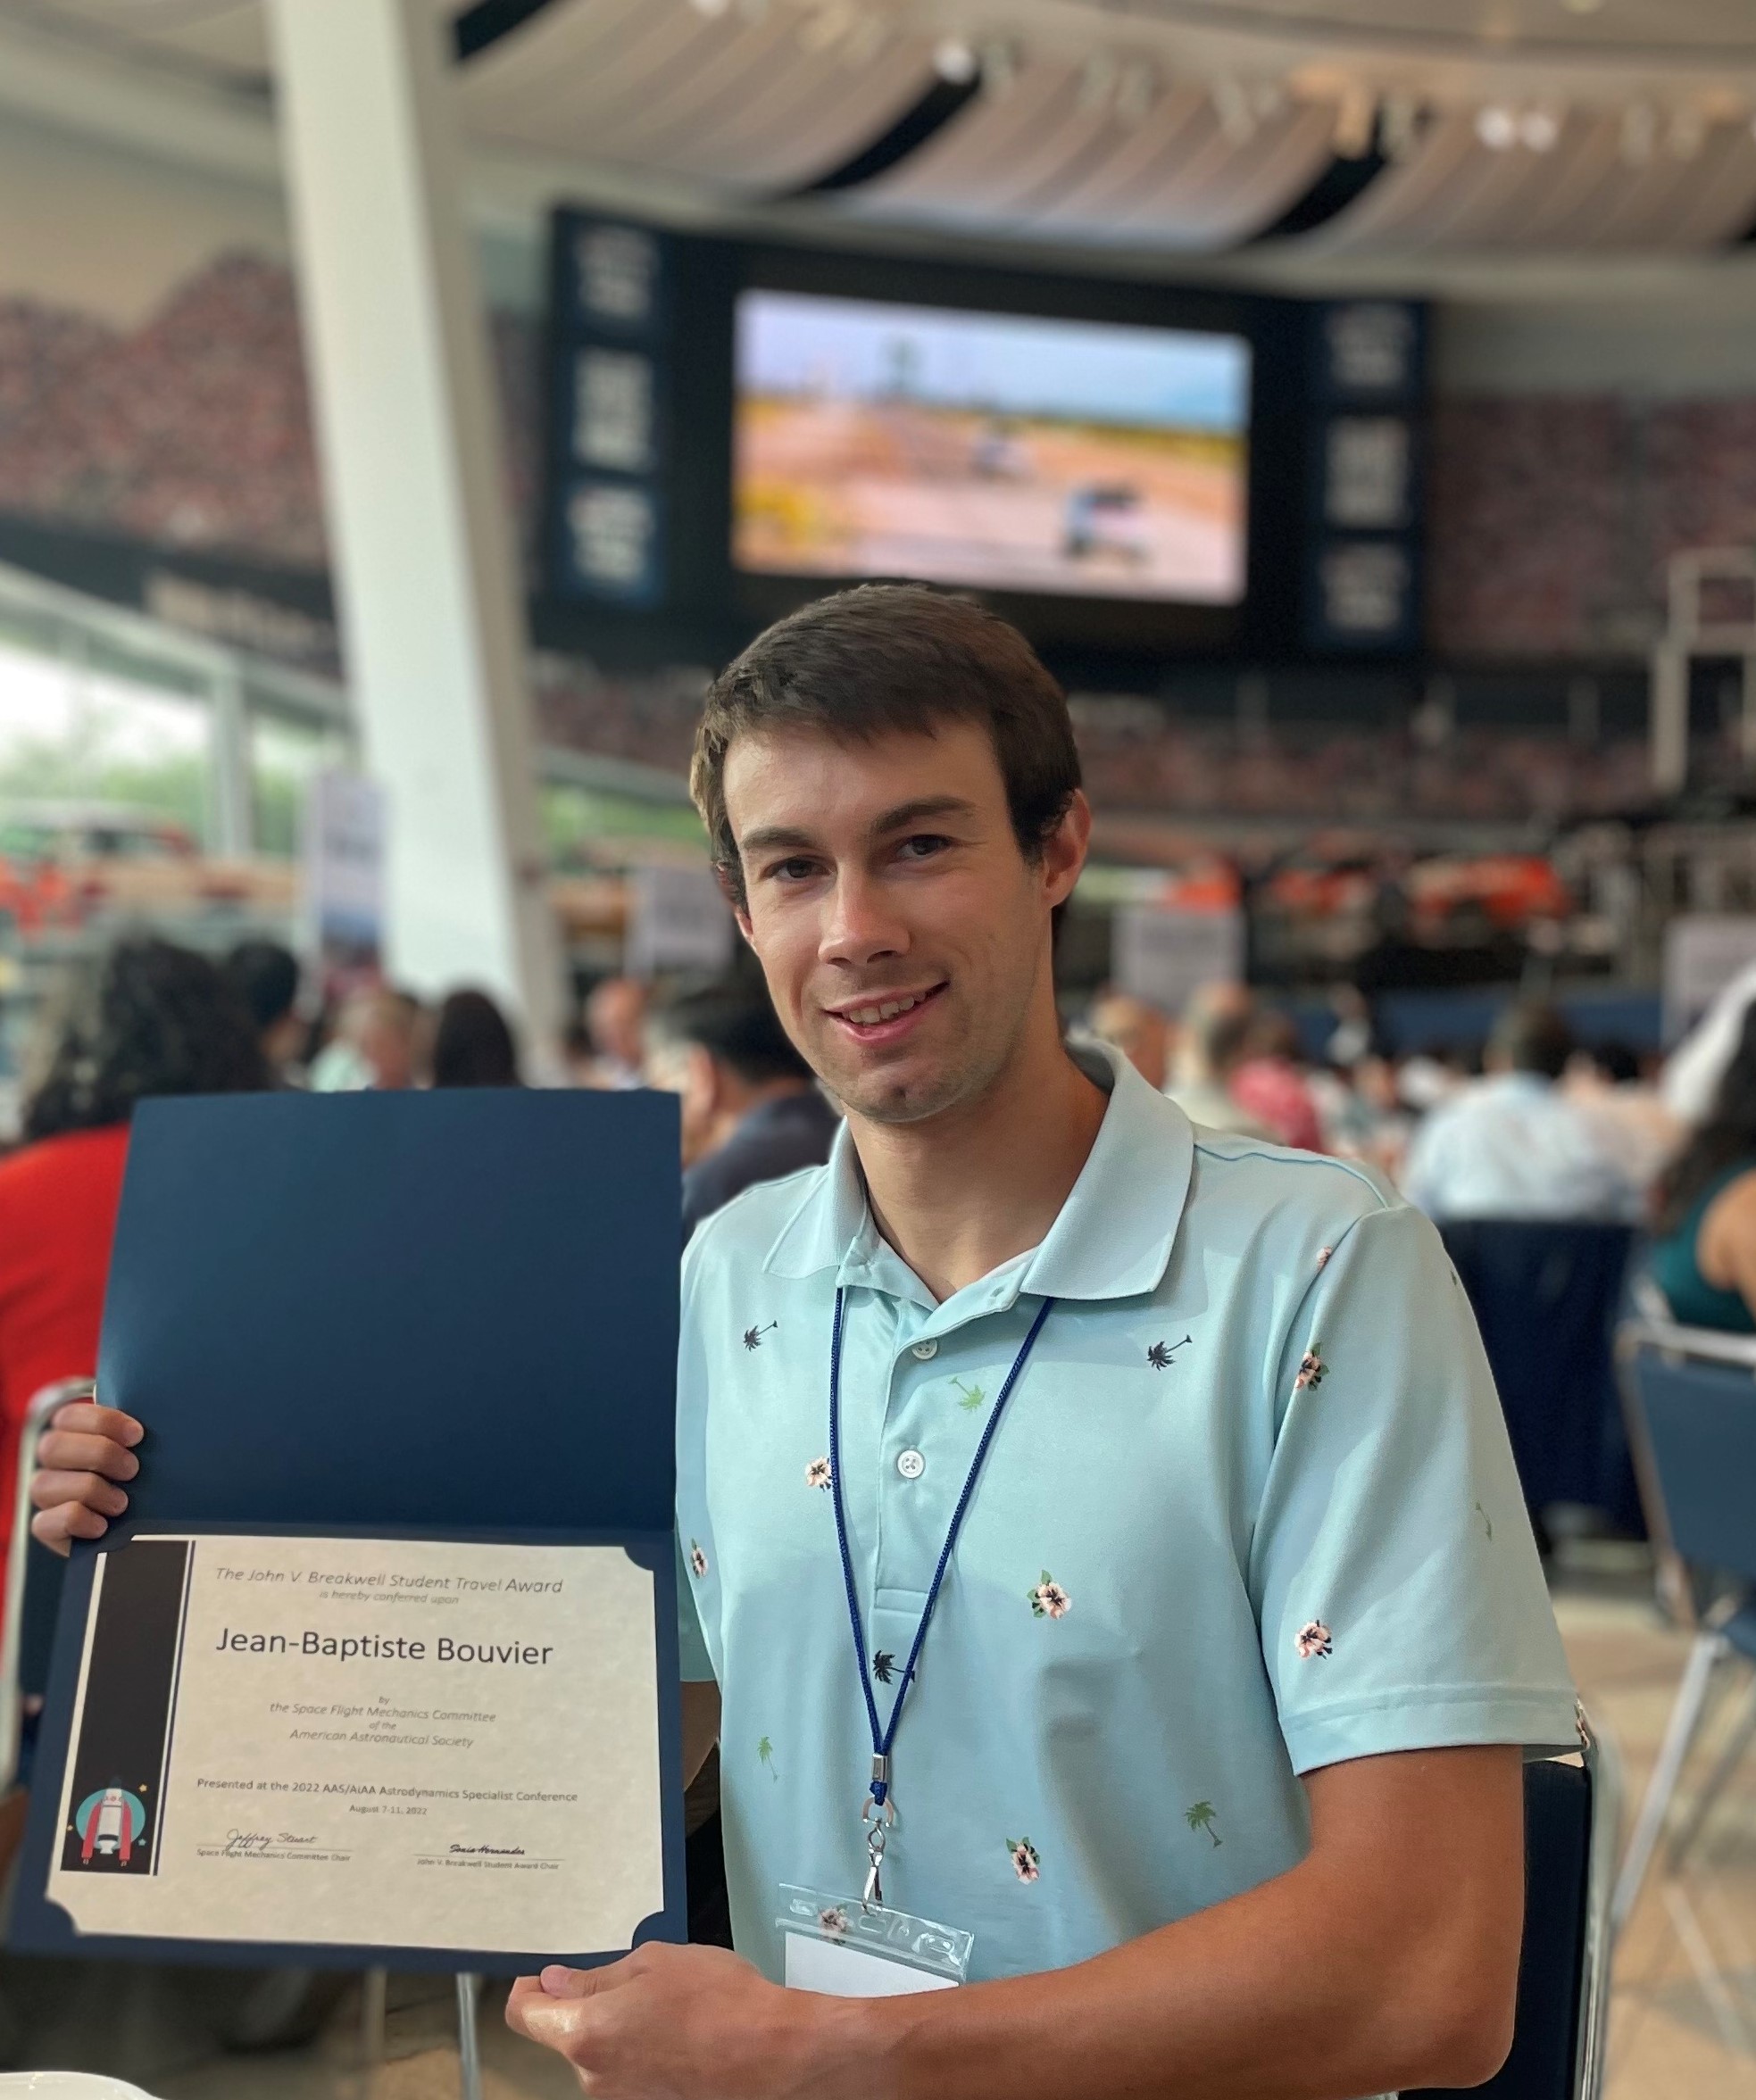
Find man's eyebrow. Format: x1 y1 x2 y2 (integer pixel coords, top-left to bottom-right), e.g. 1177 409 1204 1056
737 824 817 857
737 797 979 859
870 796 979 836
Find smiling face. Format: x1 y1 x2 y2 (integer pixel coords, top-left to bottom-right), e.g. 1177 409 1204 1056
723 720 1088 1126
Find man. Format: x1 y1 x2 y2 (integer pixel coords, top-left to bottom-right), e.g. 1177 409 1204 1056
1403 1001 1641 1224
645 982 842 1241
583 975 649 1089
1084 989 1171 1092
34 586 1574 2099
308 986 424 1092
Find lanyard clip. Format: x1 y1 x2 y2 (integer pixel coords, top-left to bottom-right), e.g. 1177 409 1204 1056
861 1754 895 1823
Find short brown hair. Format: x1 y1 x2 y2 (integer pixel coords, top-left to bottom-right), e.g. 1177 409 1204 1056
690 584 1081 908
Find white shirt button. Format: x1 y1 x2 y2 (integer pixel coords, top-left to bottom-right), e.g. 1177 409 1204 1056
896 1448 927 1481
911 1340 938 1360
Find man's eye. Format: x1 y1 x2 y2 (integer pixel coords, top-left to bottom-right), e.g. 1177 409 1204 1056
896 834 951 861
765 857 820 884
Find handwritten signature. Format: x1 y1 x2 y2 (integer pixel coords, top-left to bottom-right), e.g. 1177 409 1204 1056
448 1843 527 1856
223 1830 316 1855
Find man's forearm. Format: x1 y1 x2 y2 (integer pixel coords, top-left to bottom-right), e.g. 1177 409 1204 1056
813 1749 1524 2100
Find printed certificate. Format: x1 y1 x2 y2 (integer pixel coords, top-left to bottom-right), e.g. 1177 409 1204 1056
45 1534 664 1955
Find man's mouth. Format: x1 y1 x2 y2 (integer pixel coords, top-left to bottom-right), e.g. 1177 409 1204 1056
824 982 948 1041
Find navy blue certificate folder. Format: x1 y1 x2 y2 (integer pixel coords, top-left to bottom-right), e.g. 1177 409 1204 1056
11 1086 687 1973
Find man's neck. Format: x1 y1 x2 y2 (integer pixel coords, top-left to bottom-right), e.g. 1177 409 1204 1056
847 1034 1109 1303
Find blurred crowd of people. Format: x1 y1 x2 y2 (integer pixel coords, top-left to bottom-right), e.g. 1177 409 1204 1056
10 930 1756 1611
1082 975 1756 1341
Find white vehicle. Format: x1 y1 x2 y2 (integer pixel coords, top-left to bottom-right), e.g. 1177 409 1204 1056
1063 484 1150 565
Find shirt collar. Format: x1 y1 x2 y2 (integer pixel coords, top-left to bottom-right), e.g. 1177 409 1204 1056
761 1041 1194 1308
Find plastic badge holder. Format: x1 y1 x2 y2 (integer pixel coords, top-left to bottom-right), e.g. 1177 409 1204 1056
778 1884 973 1996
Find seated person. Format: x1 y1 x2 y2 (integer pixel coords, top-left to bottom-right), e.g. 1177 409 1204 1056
0 939 266 1596
1086 990 1172 1092
1403 1002 1640 1224
429 987 522 1088
1650 1004 1756 1331
645 981 839 1241
222 938 307 1084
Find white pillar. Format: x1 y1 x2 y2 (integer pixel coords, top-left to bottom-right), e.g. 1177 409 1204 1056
1651 643 1688 796
265 0 561 1040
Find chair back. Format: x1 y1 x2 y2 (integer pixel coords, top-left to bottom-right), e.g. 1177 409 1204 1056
1618 1319 1756 1587
1441 1221 1637 1523
1410 1714 1616 2100
0 1380 89 1792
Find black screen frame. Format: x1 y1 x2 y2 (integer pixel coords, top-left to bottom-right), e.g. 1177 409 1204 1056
537 217 1319 676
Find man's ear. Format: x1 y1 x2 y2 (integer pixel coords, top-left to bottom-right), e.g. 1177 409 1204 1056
1041 790 1092 910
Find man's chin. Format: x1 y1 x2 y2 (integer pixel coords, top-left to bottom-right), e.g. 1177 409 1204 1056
823 1058 970 1128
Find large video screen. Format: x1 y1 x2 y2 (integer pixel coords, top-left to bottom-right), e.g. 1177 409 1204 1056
733 289 1252 604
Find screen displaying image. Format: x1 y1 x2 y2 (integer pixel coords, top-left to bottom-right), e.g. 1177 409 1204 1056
733 290 1251 603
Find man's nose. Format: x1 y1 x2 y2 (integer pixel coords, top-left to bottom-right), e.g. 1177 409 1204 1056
819 870 909 970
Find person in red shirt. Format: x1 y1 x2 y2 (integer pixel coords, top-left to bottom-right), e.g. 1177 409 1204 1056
0 938 268 1585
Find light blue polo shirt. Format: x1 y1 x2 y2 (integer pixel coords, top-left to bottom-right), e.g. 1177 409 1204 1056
677 1042 1577 1984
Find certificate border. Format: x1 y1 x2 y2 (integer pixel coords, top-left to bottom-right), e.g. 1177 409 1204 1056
10 1519 688 1976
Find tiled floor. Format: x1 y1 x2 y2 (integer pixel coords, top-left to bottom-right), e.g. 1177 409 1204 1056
0 1562 1750 2097
1558 1567 1756 2100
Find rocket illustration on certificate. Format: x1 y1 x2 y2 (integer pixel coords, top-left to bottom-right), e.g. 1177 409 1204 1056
46 1533 666 1955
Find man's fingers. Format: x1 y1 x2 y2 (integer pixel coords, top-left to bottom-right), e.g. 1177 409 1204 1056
30 1501 111 1556
47 1403 142 1448
31 1468 129 1520
36 1432 139 1483
510 1994 601 2059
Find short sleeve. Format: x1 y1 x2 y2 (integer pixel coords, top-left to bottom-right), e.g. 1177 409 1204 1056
1251 1201 1578 1773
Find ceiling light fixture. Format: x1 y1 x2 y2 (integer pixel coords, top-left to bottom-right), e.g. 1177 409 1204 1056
933 36 978 84
1519 104 1562 152
688 0 732 16
1475 104 1519 151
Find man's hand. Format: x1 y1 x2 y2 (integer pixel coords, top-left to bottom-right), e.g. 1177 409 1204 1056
507 1942 847 2100
29 1402 143 1554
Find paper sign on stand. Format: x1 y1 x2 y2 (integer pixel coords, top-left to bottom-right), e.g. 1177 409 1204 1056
625 863 734 979
1663 915 1756 1042
1112 904 1245 1016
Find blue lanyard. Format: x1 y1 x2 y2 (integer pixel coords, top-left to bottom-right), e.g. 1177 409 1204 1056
828 1284 1054 1894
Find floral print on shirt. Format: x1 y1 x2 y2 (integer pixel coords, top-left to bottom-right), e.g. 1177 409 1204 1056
1028 1573 1071 1619
1006 1837 1041 1882
1296 1619 1333 1660
1294 1345 1326 1391
688 1540 708 1580
805 1457 833 1491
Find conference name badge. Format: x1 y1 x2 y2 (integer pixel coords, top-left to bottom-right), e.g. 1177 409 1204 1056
777 1883 972 1997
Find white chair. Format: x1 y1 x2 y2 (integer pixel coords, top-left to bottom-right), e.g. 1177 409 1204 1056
0 1380 93 1793
0 2078 162 2096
